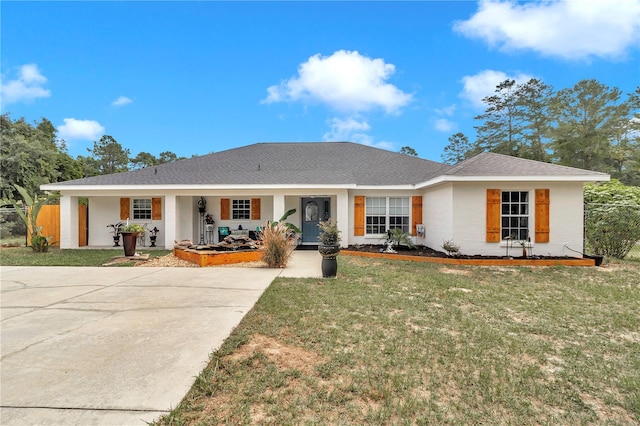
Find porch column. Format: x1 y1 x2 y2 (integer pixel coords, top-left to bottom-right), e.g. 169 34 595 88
273 193 285 222
60 195 79 249
336 190 349 248
164 194 176 249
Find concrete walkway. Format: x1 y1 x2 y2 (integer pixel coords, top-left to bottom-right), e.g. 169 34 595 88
0 251 322 425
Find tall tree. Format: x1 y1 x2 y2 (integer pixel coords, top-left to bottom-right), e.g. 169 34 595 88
0 114 60 198
398 146 418 157
474 79 524 156
87 135 130 175
549 79 628 171
442 132 476 165
515 79 553 162
158 151 184 164
130 152 158 169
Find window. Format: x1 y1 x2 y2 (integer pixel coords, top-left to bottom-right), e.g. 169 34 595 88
365 197 410 234
232 199 251 220
132 198 151 220
501 191 529 240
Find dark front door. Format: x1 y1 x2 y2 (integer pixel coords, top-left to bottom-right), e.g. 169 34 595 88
301 197 330 245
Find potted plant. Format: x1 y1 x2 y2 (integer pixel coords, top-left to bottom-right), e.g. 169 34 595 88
120 223 145 256
107 222 123 246
318 219 341 278
205 213 215 231
149 226 160 247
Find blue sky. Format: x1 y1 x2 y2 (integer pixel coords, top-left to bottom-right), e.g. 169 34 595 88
2 1 639 163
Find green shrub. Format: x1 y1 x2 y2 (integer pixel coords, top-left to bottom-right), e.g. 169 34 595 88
584 180 640 259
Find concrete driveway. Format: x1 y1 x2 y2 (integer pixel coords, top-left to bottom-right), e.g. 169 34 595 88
0 263 299 425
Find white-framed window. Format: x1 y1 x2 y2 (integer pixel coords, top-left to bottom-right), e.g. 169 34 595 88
232 199 251 220
365 196 410 234
132 198 152 220
501 191 529 240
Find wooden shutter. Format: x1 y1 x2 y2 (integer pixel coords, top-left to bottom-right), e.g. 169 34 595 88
120 198 130 220
411 196 423 236
535 189 550 243
251 198 261 220
486 189 501 242
152 198 162 220
220 198 230 220
354 196 365 236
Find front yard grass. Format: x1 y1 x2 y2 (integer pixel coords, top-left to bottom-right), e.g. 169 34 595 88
157 256 640 425
0 247 171 266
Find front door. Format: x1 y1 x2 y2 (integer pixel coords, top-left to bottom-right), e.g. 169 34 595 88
301 197 330 245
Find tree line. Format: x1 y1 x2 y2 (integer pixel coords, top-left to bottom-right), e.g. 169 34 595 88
441 79 639 186
0 113 185 199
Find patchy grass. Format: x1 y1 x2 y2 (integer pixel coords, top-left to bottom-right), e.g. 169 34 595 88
0 247 171 266
156 256 640 425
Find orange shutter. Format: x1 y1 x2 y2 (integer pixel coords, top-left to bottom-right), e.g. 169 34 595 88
354 196 365 236
152 198 162 220
411 196 423 236
251 198 261 220
120 198 130 220
486 189 501 242
220 198 230 220
535 189 550 243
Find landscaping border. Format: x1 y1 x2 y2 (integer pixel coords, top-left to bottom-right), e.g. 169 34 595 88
342 250 596 267
173 248 262 267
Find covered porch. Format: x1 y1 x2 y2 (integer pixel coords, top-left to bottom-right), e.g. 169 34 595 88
57 189 349 250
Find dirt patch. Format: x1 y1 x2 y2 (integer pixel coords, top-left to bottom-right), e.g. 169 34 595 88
226 334 323 375
439 267 473 276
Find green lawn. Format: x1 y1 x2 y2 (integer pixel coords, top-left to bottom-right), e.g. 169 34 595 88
0 247 171 266
157 256 640 425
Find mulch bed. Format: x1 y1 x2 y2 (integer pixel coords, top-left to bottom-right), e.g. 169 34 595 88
347 244 576 261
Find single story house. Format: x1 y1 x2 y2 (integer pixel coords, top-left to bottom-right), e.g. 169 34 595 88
42 142 609 257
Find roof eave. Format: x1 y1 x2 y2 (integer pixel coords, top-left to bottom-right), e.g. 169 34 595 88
415 174 610 189
40 183 358 192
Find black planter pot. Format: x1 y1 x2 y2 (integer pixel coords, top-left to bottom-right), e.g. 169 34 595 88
112 235 121 247
149 235 157 247
121 232 139 257
321 256 338 278
319 244 340 277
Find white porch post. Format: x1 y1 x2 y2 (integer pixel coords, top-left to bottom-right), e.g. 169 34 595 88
60 195 79 249
163 194 176 249
273 193 285 222
336 190 349 248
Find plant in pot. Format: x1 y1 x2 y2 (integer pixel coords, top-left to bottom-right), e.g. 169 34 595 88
107 222 123 246
318 219 341 278
120 223 145 256
149 226 160 247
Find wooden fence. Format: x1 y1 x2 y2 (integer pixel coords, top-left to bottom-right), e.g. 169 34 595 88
28 204 88 247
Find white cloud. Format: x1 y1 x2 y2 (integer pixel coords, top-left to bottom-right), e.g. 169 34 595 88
435 104 457 116
0 63 51 105
454 0 640 60
263 50 412 114
323 116 372 145
58 118 105 141
435 118 456 133
111 96 133 107
460 69 533 108
322 115 396 150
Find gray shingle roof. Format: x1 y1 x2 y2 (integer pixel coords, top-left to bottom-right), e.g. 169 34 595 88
46 143 608 189
445 152 609 177
51 142 452 187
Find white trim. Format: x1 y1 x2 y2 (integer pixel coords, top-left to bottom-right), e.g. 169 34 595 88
40 183 357 191
415 174 610 189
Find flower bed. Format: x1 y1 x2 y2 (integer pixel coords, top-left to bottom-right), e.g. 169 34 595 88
343 245 596 267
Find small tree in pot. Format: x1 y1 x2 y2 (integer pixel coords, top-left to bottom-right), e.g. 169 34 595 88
318 219 341 278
